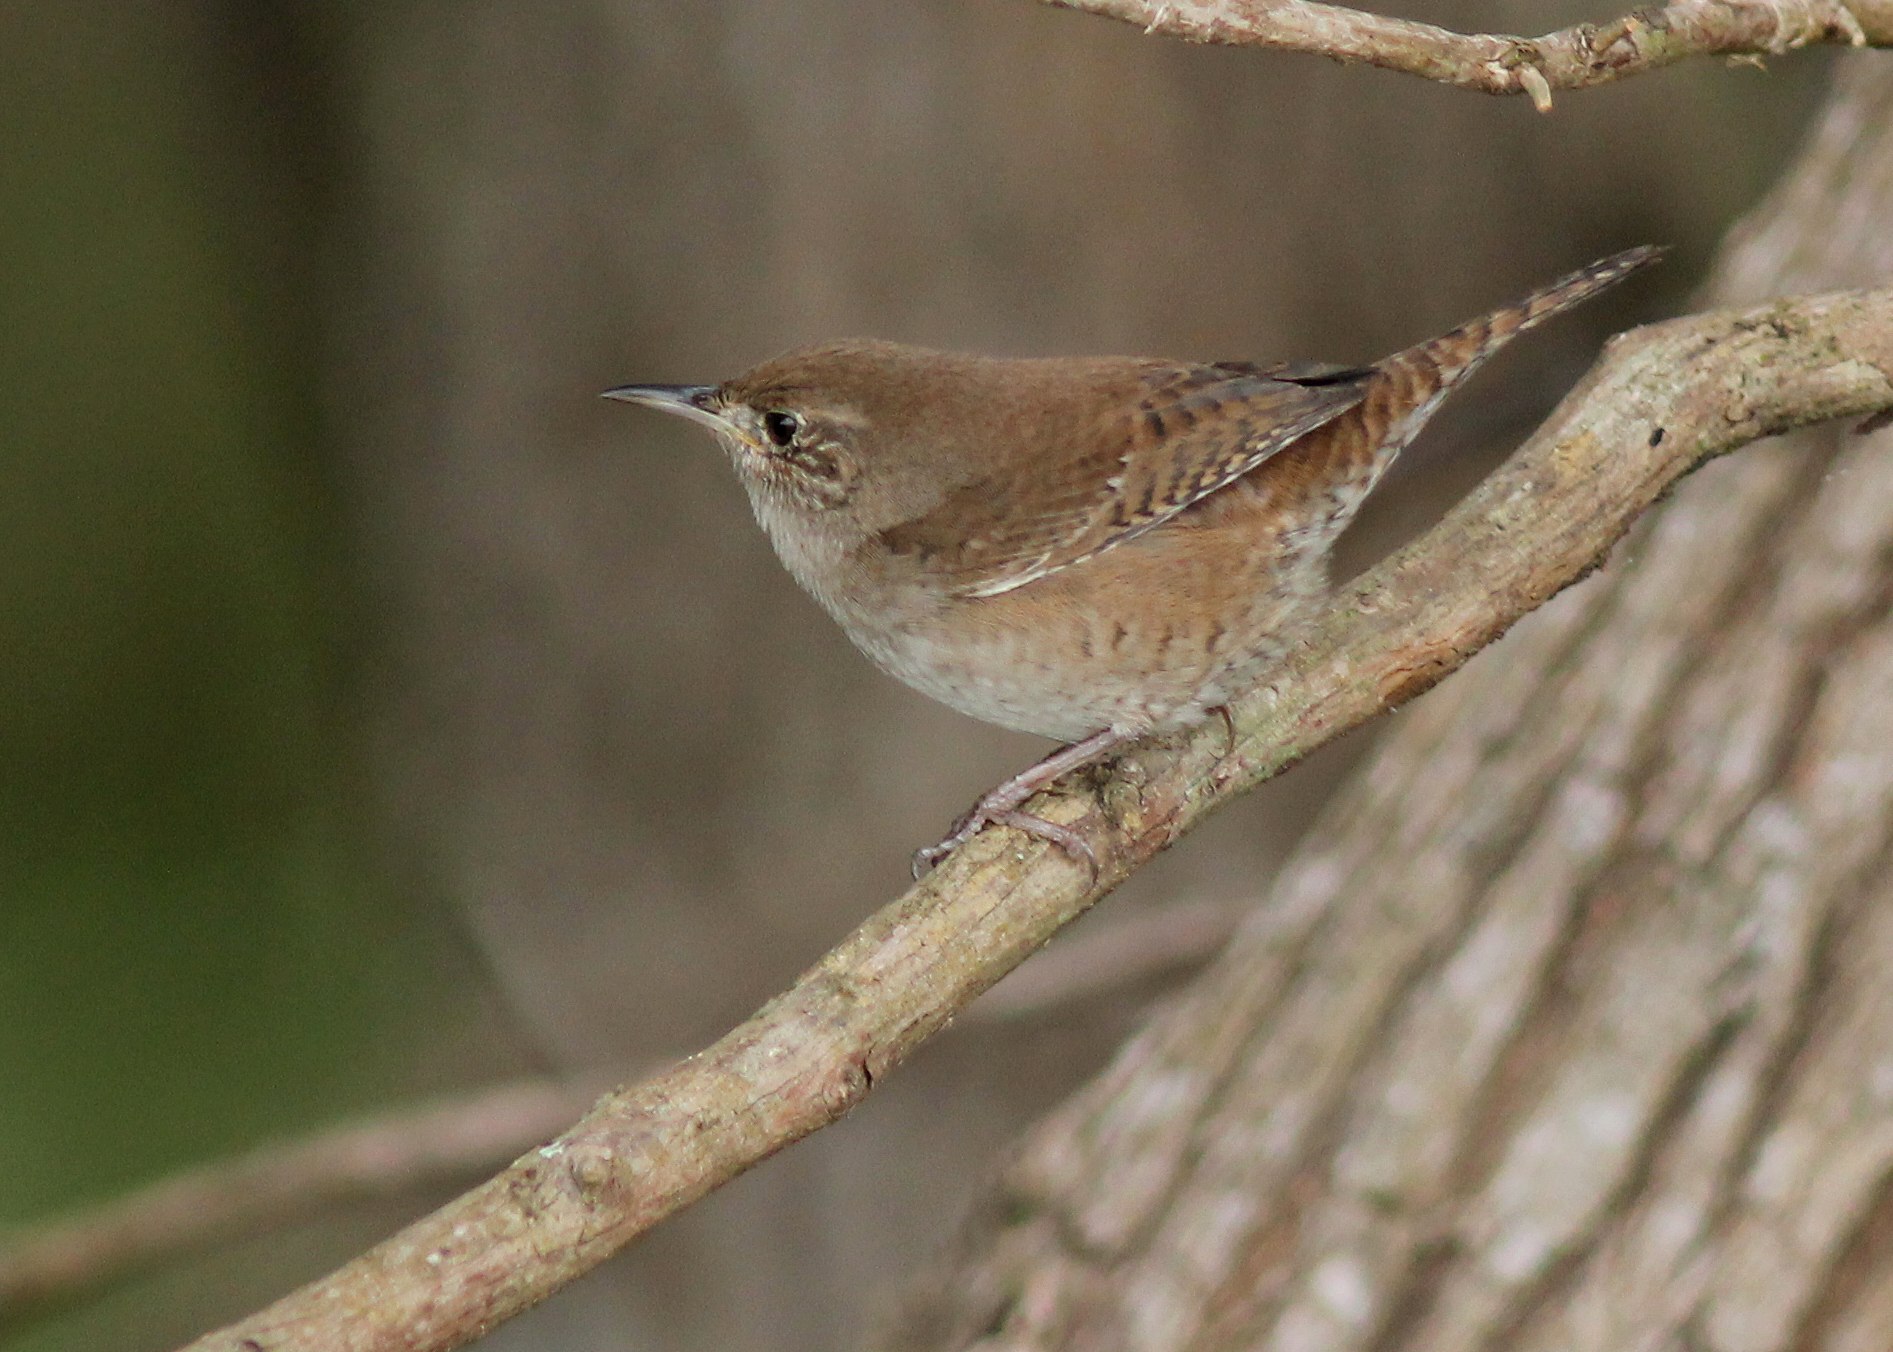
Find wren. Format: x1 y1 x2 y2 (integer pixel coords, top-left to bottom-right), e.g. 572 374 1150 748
607 246 1662 876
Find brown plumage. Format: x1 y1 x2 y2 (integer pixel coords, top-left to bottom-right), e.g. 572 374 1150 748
607 245 1662 872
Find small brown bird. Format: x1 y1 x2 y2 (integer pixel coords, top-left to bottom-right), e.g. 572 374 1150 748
607 246 1661 875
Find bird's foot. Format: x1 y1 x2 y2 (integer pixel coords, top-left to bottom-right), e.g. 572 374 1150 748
912 805 1098 880
910 727 1130 880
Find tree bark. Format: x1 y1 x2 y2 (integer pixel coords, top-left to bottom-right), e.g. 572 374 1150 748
876 57 1893 1352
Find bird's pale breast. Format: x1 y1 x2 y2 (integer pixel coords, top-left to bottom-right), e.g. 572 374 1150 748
838 491 1328 741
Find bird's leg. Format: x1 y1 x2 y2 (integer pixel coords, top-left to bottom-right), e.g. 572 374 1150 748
912 727 1133 880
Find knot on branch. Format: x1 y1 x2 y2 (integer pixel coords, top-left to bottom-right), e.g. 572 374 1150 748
1485 43 1557 110
1823 0 1871 44
1588 11 1658 61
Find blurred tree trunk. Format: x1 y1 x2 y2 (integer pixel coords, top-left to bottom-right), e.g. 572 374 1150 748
875 60 1893 1352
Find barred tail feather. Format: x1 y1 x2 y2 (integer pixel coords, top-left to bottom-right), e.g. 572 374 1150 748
1304 245 1665 537
1401 244 1667 390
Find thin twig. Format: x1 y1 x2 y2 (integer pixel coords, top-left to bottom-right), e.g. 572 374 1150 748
1042 0 1887 109
0 1079 604 1316
169 290 1893 1352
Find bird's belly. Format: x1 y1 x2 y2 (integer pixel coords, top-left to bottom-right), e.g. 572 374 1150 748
841 540 1319 743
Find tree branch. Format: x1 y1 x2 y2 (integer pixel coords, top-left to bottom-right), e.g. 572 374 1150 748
177 291 1893 1352
1040 0 1887 109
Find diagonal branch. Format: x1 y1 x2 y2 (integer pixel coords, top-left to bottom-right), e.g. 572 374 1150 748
1040 0 1888 110
177 290 1893 1352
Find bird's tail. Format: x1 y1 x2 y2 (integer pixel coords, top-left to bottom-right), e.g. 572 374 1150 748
1323 245 1665 508
1262 245 1663 583
1377 244 1666 421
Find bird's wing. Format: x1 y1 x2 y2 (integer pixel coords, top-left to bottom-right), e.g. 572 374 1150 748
878 361 1373 599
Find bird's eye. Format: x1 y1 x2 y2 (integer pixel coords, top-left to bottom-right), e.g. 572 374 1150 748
762 410 801 448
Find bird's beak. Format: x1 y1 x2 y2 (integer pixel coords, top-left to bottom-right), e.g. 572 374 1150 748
601 383 732 436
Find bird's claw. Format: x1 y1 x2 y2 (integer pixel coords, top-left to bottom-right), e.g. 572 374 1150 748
911 807 1099 881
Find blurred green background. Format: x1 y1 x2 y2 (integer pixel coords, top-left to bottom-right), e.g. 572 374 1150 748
1 4 364 1197
1 9 507 1344
0 3 1828 1350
